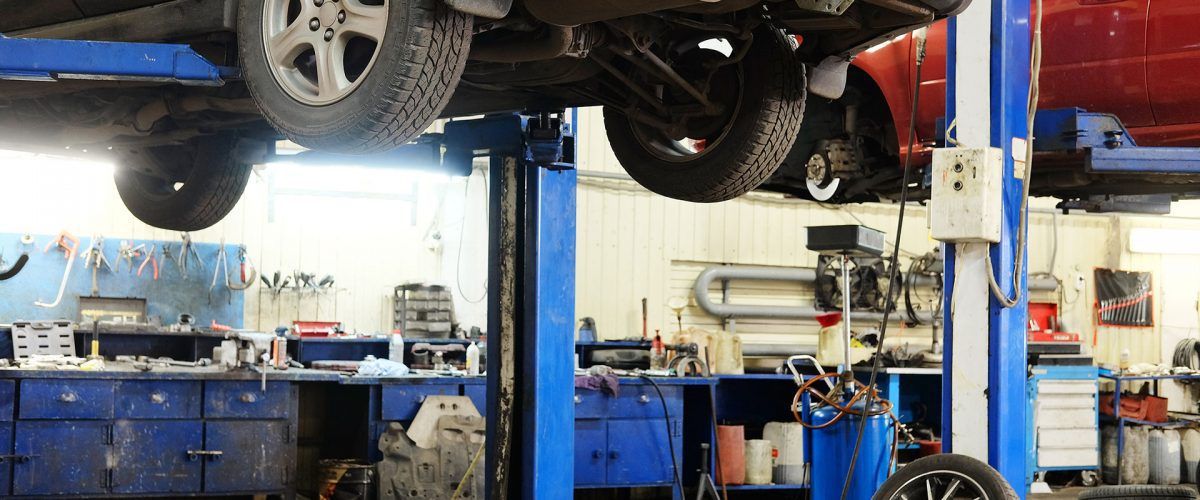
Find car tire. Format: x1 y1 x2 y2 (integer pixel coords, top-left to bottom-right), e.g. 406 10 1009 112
872 454 1019 500
603 26 806 202
238 0 471 154
114 136 253 231
1077 485 1198 500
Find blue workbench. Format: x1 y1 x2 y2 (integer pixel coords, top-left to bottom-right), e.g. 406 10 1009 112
0 365 330 497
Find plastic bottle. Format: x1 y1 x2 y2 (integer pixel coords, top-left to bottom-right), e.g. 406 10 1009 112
389 331 405 364
466 342 481 375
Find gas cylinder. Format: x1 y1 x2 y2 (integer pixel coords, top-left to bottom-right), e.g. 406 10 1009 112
810 398 893 500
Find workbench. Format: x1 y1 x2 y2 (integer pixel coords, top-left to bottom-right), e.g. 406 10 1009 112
0 364 337 497
0 363 709 497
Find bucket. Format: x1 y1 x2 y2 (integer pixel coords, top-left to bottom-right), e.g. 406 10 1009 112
744 439 774 485
318 459 375 500
716 425 746 485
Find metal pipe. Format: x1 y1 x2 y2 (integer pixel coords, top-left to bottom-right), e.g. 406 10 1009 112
841 255 855 390
469 26 575 63
692 264 1057 323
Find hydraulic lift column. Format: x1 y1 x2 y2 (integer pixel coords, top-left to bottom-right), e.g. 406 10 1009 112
939 0 1032 495
460 114 576 499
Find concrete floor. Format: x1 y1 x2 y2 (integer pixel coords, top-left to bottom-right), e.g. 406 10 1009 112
1035 485 1200 499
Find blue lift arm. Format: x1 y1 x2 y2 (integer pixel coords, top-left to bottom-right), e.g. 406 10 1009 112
0 34 234 85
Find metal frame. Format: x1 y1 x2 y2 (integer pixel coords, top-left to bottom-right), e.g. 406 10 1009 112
942 0 1032 496
0 34 234 85
475 113 577 499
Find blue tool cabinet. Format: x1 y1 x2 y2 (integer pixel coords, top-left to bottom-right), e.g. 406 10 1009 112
573 383 683 489
0 374 299 497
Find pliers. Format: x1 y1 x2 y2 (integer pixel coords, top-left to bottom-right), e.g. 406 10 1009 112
137 245 159 280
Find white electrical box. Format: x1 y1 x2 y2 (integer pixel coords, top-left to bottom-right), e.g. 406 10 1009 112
930 147 1003 243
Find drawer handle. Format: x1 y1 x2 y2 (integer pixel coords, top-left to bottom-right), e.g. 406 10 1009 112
187 450 224 462
638 394 650 404
592 450 603 459
574 395 582 404
149 391 167 405
608 450 620 460
0 455 31 464
58 392 78 403
239 392 258 403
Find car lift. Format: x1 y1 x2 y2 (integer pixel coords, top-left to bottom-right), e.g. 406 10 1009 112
941 0 1032 496
0 32 578 499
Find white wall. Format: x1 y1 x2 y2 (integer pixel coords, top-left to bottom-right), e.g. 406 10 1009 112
4 106 1200 372
0 149 463 334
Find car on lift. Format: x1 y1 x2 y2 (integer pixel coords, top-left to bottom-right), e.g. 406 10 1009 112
768 0 1200 208
0 0 968 230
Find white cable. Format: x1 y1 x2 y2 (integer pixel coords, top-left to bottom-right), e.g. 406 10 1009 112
984 0 1043 308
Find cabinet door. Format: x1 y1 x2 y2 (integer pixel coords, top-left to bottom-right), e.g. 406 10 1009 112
112 420 203 494
0 422 11 496
606 419 677 486
574 419 607 486
204 420 289 493
13 421 109 495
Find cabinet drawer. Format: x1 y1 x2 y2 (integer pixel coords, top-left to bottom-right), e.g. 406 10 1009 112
381 384 459 421
19 379 114 419
204 381 289 419
609 385 680 420
574 390 608 419
116 380 201 419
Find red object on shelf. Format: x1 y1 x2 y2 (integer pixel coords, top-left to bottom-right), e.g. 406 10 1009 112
816 312 842 328
293 321 342 337
917 440 942 458
716 425 746 486
1100 392 1169 423
1027 302 1080 343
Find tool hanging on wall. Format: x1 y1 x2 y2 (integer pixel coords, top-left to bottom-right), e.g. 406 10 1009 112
80 235 113 297
229 246 258 291
0 233 35 281
178 232 204 279
137 245 159 280
115 241 146 273
35 231 79 308
211 241 258 304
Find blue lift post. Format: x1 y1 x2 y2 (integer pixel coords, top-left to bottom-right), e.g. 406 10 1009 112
455 113 576 499
941 0 1032 496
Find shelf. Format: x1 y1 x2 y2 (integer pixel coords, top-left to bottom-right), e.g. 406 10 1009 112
1101 415 1196 428
721 484 808 491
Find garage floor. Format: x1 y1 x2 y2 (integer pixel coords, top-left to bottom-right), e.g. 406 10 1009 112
1037 486 1200 499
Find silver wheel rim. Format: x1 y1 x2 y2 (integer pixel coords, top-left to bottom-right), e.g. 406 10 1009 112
888 470 989 500
262 0 388 106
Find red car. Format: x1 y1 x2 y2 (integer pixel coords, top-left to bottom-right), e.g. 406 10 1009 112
769 0 1200 204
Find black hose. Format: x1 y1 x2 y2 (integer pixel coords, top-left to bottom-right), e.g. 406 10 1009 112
1173 338 1200 384
638 374 684 499
0 253 28 281
839 31 928 500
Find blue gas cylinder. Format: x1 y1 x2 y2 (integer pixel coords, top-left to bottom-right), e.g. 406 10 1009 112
809 397 894 500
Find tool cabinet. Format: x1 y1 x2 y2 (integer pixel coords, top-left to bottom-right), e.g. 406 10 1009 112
0 375 298 497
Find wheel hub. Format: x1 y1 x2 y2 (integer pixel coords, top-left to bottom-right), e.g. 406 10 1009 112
262 0 388 106
318 3 338 27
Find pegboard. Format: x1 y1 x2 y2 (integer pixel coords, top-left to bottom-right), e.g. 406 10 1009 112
0 233 244 328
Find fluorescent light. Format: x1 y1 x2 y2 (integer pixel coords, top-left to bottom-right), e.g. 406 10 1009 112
1129 227 1200 255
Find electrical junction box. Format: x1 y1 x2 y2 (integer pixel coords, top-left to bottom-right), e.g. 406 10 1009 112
930 147 1003 243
